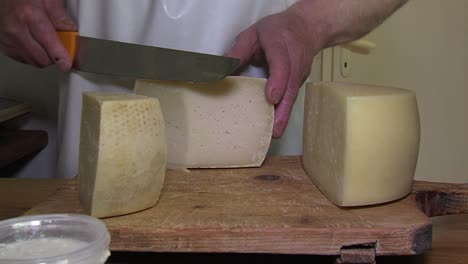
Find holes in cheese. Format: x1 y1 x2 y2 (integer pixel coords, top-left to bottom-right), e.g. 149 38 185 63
134 76 273 168
78 92 166 218
303 82 420 206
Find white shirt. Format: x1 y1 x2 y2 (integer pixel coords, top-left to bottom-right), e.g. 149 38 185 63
56 0 305 178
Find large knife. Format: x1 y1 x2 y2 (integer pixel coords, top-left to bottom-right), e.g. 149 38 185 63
58 32 240 82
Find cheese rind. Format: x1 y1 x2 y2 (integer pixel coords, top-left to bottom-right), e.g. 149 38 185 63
78 92 166 218
134 76 273 168
303 82 420 206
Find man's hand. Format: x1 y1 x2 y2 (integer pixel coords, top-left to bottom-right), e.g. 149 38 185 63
0 0 76 70
227 0 407 138
226 11 317 139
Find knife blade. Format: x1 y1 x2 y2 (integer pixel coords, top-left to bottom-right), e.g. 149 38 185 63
57 31 240 82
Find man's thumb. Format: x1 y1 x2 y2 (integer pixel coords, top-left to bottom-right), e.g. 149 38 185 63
225 26 259 68
43 0 77 31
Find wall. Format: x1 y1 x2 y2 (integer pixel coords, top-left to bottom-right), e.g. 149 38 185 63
329 0 468 183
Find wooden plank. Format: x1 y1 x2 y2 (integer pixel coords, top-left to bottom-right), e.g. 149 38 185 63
0 179 65 220
413 181 468 217
25 156 432 256
0 128 48 169
0 97 31 123
337 243 376 264
427 214 468 264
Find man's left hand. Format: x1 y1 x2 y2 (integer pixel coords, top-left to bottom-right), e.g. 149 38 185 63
226 10 319 138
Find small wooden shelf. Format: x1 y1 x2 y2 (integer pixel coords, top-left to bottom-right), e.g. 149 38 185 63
0 128 48 169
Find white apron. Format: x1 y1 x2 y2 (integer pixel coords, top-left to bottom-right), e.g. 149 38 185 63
57 0 305 179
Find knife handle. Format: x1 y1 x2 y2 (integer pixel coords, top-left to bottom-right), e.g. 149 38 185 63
57 31 78 61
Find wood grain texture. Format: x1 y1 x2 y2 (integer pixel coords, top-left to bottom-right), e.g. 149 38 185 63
413 181 468 217
25 156 432 256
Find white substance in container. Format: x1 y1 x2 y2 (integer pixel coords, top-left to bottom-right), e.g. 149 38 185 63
0 214 111 264
0 238 88 258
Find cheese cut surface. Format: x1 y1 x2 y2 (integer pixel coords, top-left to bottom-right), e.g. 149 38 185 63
134 76 273 168
303 82 420 206
78 92 166 218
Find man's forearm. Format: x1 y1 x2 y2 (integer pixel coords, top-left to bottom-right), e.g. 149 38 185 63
288 0 408 51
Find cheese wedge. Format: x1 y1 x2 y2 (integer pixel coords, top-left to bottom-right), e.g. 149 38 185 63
134 76 273 168
78 92 166 218
303 82 420 206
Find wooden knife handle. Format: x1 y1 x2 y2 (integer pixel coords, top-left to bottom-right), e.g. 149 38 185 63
413 181 468 217
57 31 78 61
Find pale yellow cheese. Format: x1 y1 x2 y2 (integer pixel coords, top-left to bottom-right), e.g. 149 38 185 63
303 82 420 206
78 92 166 218
134 76 273 168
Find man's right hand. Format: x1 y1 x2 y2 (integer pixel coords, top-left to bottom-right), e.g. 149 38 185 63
0 0 76 70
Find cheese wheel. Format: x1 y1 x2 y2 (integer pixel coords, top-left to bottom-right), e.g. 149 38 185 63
303 82 420 206
78 92 166 218
134 76 273 168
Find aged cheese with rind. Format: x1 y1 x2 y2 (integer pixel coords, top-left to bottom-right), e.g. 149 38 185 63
78 92 166 218
303 82 420 206
134 76 273 168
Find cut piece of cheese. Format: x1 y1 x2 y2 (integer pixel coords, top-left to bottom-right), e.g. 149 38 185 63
134 76 273 168
303 82 420 206
78 92 166 218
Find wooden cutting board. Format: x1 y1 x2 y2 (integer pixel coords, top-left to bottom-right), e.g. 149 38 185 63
25 156 467 259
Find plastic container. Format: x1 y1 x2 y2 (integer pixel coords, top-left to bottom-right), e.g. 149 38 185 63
0 214 110 264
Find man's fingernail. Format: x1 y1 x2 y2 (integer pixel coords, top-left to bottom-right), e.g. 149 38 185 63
273 120 284 138
55 58 70 71
272 129 281 139
61 19 77 29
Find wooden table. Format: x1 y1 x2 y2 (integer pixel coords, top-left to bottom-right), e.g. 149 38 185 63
1 178 467 263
